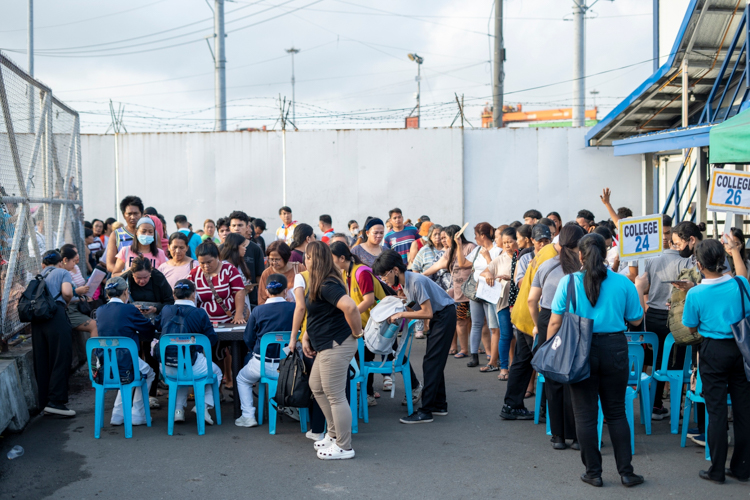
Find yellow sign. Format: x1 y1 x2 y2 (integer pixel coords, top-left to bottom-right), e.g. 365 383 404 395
708 168 750 214
618 214 664 260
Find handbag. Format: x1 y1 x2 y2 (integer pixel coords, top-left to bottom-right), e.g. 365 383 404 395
204 270 233 318
273 347 312 409
460 248 482 302
531 275 594 384
730 277 750 381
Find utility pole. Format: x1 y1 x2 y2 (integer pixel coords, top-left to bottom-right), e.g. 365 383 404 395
285 47 300 126
653 0 659 72
572 0 586 127
214 0 226 132
407 53 424 127
492 0 504 128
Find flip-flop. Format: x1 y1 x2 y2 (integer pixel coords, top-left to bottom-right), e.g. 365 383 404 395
498 371 509 381
454 352 468 359
525 391 535 399
448 349 458 355
480 364 499 373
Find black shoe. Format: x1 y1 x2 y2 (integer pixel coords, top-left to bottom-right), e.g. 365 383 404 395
433 408 448 416
500 405 534 420
43 403 76 417
726 468 749 482
570 440 580 450
551 435 567 450
699 470 724 484
621 473 645 487
400 411 434 424
466 354 480 368
580 474 603 487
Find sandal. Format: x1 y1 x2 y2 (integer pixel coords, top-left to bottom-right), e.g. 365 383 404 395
480 364 499 373
525 390 535 399
448 349 458 355
498 370 509 381
478 348 486 354
453 352 468 359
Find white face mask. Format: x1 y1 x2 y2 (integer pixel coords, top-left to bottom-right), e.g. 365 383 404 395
350 228 359 236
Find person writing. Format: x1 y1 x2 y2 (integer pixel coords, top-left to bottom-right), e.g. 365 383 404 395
189 241 247 325
548 233 644 488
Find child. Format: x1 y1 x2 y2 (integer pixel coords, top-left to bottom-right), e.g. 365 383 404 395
235 274 296 427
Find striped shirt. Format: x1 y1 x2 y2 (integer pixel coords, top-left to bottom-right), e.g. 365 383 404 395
383 226 419 263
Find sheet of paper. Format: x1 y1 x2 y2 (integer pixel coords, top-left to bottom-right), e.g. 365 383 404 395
476 279 504 305
85 268 106 298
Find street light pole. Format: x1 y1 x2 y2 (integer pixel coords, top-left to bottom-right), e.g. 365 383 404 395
493 0 504 128
286 47 300 126
572 0 586 127
407 53 424 127
214 0 226 132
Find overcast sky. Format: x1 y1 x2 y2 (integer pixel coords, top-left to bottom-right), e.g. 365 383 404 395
1 0 684 133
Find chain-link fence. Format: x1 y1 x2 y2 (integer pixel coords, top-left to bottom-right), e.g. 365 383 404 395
0 53 84 341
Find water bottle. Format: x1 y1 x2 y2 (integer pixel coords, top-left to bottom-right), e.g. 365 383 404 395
7 446 23 460
383 322 400 339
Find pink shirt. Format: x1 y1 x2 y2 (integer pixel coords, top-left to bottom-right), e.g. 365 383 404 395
158 259 195 289
116 246 168 271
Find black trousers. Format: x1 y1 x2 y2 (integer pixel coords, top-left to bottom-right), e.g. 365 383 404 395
569 333 634 478
503 328 535 409
420 304 457 413
537 308 577 440
699 338 750 481
32 303 72 408
361 341 419 396
301 347 326 434
645 308 687 409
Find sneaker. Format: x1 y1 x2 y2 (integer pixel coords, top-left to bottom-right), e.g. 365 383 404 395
400 411 434 424
402 383 423 406
383 376 393 391
43 403 76 417
687 427 701 438
317 443 355 460
500 405 534 420
191 406 214 425
149 397 160 409
367 395 378 407
174 408 185 423
314 434 336 450
690 433 706 446
235 415 258 428
306 430 325 441
433 408 448 416
651 406 669 420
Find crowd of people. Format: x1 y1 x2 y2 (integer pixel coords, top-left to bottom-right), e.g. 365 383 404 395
25 191 750 480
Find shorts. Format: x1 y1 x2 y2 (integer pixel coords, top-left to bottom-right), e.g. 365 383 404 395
66 303 91 328
456 302 470 321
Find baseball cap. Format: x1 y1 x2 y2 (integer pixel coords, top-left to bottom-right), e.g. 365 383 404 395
532 224 552 241
418 221 434 237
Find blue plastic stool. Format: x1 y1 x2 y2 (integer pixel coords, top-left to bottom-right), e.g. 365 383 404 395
160 334 222 436
597 344 644 454
360 320 417 422
349 358 362 434
625 332 658 434
651 334 692 434
86 336 152 439
257 332 310 435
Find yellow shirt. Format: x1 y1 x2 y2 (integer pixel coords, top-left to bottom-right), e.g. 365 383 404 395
510 244 558 336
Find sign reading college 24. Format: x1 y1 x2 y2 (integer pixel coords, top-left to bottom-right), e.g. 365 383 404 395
618 214 663 260
708 168 750 214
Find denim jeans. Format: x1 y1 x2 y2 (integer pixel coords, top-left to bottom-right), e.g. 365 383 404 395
497 307 513 370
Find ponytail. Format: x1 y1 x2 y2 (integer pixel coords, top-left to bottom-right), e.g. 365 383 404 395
578 233 608 307
330 241 362 265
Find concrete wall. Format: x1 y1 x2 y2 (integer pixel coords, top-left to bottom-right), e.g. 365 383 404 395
81 127 642 239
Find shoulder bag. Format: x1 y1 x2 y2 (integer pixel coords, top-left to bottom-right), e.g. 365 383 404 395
204 269 232 318
531 275 594 384
731 277 750 381
460 248 482 302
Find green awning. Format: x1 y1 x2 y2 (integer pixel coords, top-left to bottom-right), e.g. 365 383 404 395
709 107 750 164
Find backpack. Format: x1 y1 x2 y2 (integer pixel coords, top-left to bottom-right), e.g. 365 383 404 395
668 267 704 345
364 296 406 355
273 347 311 409
18 268 58 323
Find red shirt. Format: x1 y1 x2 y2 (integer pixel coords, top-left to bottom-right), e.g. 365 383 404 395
189 261 245 323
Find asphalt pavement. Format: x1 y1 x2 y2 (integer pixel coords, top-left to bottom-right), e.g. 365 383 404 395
1 339 748 500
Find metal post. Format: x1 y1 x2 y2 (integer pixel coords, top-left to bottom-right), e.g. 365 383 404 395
214 0 226 132
114 133 120 218
696 147 708 226
286 47 300 125
416 63 421 126
653 0 659 73
681 59 689 128
642 153 654 215
27 0 34 133
572 0 586 127
492 0 504 128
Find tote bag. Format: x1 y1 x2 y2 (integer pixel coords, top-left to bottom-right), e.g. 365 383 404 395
531 276 594 384
730 277 750 381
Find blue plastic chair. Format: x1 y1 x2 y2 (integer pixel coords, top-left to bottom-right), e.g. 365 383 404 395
86 336 152 439
160 334 222 436
597 344 643 454
650 334 692 434
625 332 658 432
680 368 732 461
360 320 417 422
349 358 362 434
256 332 310 435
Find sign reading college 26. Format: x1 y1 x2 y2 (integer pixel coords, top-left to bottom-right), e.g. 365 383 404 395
708 168 750 214
618 214 663 260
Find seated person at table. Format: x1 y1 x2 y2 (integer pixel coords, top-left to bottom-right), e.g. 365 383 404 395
155 279 223 426
95 276 156 426
235 274 296 428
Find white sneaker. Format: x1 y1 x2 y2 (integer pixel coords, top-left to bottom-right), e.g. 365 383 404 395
306 430 325 441
314 434 336 450
174 409 186 423
383 376 393 391
149 397 160 409
317 443 355 460
402 383 423 406
191 406 214 425
235 415 258 428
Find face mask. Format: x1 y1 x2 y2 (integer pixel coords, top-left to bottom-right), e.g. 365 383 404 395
392 271 400 287
138 235 154 246
350 229 359 237
678 245 693 259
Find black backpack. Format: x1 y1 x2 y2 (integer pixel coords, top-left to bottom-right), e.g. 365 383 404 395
18 269 58 323
273 347 311 409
